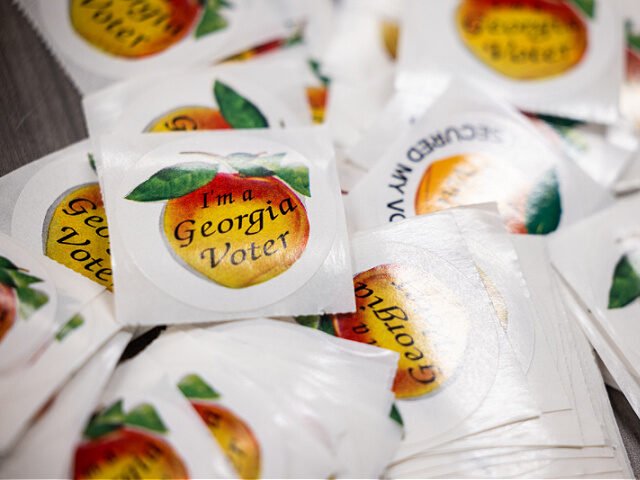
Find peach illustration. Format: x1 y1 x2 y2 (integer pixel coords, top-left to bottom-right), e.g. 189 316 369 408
163 172 310 289
74 400 188 480
191 402 261 479
126 153 312 289
332 264 469 398
178 373 261 479
456 0 588 80
70 0 201 58
45 183 112 290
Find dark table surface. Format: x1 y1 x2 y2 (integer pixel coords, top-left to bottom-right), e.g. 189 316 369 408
1 2 639 477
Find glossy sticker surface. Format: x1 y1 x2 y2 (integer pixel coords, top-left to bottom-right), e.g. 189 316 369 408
126 154 311 289
456 0 588 80
44 183 112 290
333 263 468 399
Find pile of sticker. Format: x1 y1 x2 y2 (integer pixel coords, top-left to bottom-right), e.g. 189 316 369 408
1 0 640 478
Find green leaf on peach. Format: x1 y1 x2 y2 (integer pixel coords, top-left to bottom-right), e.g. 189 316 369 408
214 81 269 129
55 314 85 342
6 269 43 289
195 0 230 38
178 374 221 400
272 164 311 197
16 286 48 320
525 168 561 235
567 0 594 19
125 164 219 202
295 314 336 335
294 315 320 329
88 154 97 174
308 59 331 86
254 154 310 197
608 255 640 309
0 256 18 271
83 400 126 440
0 269 17 289
390 404 404 427
225 153 274 177
628 21 640 53
124 403 168 434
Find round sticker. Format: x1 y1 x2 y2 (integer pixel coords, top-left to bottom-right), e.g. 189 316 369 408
39 0 246 81
456 0 588 80
69 0 202 59
115 135 337 312
380 112 563 235
347 239 499 441
11 152 111 290
448 0 616 106
332 262 470 399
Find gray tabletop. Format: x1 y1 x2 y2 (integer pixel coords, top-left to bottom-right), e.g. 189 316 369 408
1 2 639 477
